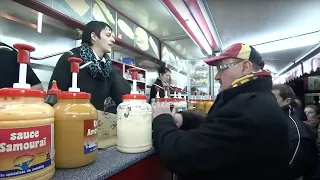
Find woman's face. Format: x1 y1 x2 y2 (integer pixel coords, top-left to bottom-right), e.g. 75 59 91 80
305 107 317 120
161 71 171 83
92 27 115 53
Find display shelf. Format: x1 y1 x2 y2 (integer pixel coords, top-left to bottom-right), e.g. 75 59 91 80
112 60 147 93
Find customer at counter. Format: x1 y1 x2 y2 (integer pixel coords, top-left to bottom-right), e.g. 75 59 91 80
148 66 172 103
152 43 289 179
272 84 318 179
49 21 130 110
0 42 43 90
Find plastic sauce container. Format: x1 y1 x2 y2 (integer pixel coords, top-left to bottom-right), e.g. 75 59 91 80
0 88 55 180
53 92 98 168
204 100 214 114
117 94 152 153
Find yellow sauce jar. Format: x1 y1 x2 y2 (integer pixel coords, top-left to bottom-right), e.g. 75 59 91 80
204 100 214 114
0 88 55 180
53 92 98 169
196 99 205 111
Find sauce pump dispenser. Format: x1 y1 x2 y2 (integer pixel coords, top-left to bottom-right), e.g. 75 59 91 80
117 68 152 153
53 57 98 168
0 43 55 180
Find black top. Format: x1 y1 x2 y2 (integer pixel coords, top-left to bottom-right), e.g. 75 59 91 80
0 43 41 88
282 105 318 179
152 76 289 180
49 47 131 111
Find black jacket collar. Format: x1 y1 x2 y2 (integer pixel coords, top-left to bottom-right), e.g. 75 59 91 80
217 76 273 104
281 105 293 116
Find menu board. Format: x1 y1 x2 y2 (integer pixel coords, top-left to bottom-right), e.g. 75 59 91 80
37 0 52 7
91 0 116 33
134 26 159 58
161 44 187 72
306 76 320 91
117 14 135 46
52 0 92 23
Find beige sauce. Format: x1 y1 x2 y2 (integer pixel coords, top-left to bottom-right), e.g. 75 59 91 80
0 96 55 180
53 97 98 169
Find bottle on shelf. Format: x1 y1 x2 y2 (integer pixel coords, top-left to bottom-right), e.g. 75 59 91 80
54 57 98 169
196 92 205 111
188 92 197 110
117 68 152 153
0 44 55 179
204 92 214 114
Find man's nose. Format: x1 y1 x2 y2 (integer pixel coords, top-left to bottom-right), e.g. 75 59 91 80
215 72 220 81
111 37 115 43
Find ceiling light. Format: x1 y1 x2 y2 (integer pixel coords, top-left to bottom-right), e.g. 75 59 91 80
37 12 43 33
163 0 212 56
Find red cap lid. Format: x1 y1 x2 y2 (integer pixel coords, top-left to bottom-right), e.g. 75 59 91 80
48 80 61 95
57 92 91 99
68 57 83 73
0 88 46 98
130 68 140 80
155 98 167 102
13 43 35 64
123 94 146 100
164 86 169 91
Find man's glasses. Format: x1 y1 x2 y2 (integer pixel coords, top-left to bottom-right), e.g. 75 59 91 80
216 61 242 72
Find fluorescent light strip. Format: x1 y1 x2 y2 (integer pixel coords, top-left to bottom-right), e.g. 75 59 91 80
37 12 43 33
197 0 222 51
170 0 212 55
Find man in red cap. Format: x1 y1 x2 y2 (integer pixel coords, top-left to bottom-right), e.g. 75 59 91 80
152 43 289 180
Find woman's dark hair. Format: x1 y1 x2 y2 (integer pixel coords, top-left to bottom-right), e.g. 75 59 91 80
157 66 171 76
272 84 297 107
81 21 113 45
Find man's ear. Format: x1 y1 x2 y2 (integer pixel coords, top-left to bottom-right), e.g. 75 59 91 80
242 60 252 74
285 97 291 105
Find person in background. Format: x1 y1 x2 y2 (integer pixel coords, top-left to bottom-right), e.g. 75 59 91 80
148 66 172 104
314 96 320 106
152 43 289 180
304 105 320 136
0 42 43 90
49 21 130 111
294 98 307 121
272 84 318 180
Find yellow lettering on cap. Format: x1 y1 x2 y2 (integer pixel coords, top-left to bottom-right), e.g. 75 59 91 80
237 44 251 60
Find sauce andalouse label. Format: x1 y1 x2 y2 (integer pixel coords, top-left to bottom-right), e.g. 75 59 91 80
84 120 98 154
0 124 54 179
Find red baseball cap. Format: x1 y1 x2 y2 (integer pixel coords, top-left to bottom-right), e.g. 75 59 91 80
205 43 264 68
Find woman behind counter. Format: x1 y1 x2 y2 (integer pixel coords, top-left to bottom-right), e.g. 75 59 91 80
49 21 130 111
148 66 172 104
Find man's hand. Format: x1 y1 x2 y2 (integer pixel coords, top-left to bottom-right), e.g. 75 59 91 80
152 102 183 128
152 102 173 119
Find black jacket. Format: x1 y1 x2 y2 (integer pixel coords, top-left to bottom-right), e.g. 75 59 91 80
282 105 318 179
49 47 131 111
152 76 289 180
0 42 41 88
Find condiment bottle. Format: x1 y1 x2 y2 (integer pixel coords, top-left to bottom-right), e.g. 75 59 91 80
0 44 55 180
204 92 214 114
150 87 160 105
188 92 196 110
54 57 98 168
196 92 205 111
163 85 174 111
45 80 61 106
177 88 187 111
117 68 152 153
